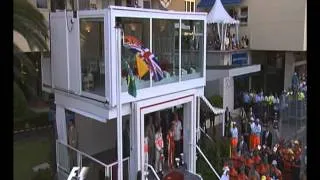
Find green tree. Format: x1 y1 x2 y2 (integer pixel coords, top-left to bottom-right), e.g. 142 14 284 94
13 0 48 115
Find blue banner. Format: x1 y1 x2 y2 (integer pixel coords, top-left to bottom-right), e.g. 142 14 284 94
232 52 248 65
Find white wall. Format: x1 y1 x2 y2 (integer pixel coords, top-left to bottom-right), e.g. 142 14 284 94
247 0 306 51
75 113 117 155
204 79 222 98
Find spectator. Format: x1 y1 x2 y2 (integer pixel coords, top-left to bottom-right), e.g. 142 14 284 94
172 112 182 158
237 135 248 156
262 126 273 149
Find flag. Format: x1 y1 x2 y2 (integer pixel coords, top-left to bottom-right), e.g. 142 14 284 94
140 48 164 81
135 53 149 78
126 62 137 97
122 35 163 82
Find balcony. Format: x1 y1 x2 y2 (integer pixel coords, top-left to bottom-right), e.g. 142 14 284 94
45 6 207 107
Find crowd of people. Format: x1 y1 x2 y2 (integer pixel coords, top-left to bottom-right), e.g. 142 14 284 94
142 109 185 176
221 87 306 179
207 30 249 51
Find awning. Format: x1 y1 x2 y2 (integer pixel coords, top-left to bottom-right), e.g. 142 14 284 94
206 64 261 81
197 0 241 8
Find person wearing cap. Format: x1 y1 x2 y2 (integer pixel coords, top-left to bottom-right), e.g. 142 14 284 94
250 118 262 150
248 165 260 180
230 121 239 150
253 148 262 165
245 153 254 172
237 166 248 180
270 160 282 180
258 155 270 177
220 166 230 180
229 165 239 180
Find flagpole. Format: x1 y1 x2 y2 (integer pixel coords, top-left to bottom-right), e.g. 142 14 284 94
116 26 123 180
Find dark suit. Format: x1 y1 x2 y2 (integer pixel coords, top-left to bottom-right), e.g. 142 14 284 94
237 140 248 156
262 130 272 148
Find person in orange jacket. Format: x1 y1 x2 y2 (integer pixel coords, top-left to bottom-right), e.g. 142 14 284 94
167 123 175 169
252 149 262 165
250 119 262 150
229 165 239 180
257 155 270 177
230 121 239 150
238 166 249 180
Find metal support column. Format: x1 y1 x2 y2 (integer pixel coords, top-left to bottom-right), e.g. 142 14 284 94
116 27 123 180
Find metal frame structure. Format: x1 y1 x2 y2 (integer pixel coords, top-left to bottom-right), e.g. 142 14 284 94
46 6 225 180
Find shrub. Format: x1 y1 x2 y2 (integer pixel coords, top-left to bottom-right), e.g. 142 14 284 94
209 95 223 108
196 137 230 180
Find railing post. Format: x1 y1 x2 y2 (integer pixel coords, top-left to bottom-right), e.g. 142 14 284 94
105 167 109 179
77 152 82 171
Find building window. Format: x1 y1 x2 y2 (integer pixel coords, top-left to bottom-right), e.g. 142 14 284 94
143 0 151 8
239 7 248 25
36 0 48 9
79 18 105 97
181 20 204 80
185 0 195 12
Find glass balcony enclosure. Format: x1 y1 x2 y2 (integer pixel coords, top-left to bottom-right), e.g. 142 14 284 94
75 7 207 105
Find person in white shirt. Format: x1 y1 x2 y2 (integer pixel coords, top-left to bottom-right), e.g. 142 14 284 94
230 122 239 150
173 112 182 159
220 166 230 180
154 126 164 174
250 119 262 150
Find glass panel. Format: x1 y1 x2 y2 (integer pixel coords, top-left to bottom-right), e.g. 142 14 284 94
117 17 150 92
181 20 204 81
191 2 194 12
80 18 105 97
152 19 179 86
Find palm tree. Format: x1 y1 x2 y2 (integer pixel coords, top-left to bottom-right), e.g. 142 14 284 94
13 0 48 101
14 0 49 116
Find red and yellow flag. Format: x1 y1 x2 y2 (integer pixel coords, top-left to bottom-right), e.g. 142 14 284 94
135 53 149 78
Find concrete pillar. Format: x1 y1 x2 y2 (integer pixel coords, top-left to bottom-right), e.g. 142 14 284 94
284 52 295 90
223 77 234 111
129 103 141 180
183 100 196 173
56 105 68 143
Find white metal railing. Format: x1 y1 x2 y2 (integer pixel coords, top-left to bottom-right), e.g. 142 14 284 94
56 140 129 180
199 95 225 136
195 145 221 179
145 163 160 180
105 157 130 180
199 127 214 143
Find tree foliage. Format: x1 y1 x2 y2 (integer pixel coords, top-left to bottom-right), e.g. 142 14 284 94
13 0 49 108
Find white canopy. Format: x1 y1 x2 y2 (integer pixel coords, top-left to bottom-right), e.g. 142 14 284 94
207 0 240 24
